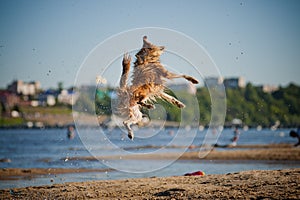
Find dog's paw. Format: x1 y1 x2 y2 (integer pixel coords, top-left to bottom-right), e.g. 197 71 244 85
177 102 186 108
122 53 131 66
147 104 155 109
128 130 134 140
184 75 199 84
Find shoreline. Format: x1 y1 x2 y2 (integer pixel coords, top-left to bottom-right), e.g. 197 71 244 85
0 168 115 181
1 168 299 199
1 144 299 179
61 144 300 161
1 144 299 182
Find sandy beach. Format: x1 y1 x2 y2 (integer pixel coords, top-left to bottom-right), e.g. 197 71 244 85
0 144 300 199
0 168 299 199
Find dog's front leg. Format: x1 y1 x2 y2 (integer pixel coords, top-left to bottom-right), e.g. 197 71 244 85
120 53 131 89
164 71 199 84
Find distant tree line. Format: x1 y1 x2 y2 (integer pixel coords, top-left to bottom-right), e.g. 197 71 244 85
84 83 300 128
197 83 300 127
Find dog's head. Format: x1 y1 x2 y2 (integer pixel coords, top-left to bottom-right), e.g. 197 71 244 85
135 36 165 64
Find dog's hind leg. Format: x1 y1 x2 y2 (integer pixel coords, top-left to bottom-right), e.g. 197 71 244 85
123 105 143 140
160 92 185 108
123 120 134 140
137 101 155 109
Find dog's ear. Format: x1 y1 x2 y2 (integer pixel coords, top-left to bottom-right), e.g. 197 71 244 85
143 36 156 49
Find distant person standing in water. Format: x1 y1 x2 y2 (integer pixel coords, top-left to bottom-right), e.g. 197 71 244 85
67 125 76 140
289 127 300 147
230 127 241 146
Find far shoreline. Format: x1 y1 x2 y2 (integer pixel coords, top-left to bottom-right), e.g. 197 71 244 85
1 144 299 181
0 124 298 130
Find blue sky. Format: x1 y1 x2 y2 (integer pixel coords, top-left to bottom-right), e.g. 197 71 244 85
0 0 299 89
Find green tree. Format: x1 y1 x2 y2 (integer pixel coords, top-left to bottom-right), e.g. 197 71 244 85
58 82 64 93
95 89 112 115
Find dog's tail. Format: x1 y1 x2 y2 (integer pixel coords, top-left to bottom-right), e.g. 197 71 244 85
120 53 131 89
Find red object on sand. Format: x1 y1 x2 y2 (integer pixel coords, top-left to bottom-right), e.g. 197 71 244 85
184 171 205 176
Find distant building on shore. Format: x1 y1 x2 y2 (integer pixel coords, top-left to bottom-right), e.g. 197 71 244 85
223 77 245 89
260 84 279 93
204 76 245 89
37 90 57 106
58 89 79 106
204 77 223 88
37 88 79 106
167 83 197 94
0 90 20 117
7 80 41 96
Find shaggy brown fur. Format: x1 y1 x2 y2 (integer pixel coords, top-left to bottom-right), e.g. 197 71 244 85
117 36 199 139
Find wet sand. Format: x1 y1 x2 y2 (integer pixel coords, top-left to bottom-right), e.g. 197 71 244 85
187 144 300 160
0 168 114 181
1 168 299 199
